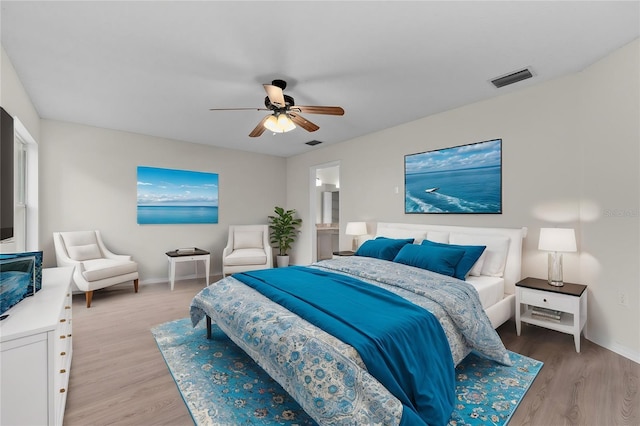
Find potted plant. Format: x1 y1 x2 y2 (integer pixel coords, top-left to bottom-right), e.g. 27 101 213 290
268 206 302 267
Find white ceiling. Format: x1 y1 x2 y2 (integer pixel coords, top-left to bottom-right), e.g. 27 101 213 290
1 1 638 157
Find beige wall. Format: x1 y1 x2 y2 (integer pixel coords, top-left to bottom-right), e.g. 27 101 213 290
1 47 40 142
39 120 286 280
577 40 639 359
286 39 640 361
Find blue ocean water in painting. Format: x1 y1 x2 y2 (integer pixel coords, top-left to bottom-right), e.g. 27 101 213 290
1 256 35 315
137 206 219 224
0 271 31 314
405 165 501 213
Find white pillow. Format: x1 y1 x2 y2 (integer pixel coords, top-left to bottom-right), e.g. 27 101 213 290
234 230 264 249
426 231 449 244
449 233 510 277
67 243 102 261
468 252 486 276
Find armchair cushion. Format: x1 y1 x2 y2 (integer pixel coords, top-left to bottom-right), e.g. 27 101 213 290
82 258 139 282
61 231 99 247
223 248 267 266
67 243 102 261
234 230 264 249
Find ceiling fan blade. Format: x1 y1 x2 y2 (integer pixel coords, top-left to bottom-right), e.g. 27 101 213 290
209 107 269 111
263 84 286 108
289 112 319 132
293 105 345 116
249 116 270 137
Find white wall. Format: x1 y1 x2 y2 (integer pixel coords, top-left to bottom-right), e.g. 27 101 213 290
39 120 286 281
286 39 640 361
577 40 639 360
0 47 40 143
0 47 41 253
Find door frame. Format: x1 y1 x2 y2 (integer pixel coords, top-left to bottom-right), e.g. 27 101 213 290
309 160 340 263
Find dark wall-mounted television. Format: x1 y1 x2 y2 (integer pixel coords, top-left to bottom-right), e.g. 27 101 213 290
1 107 14 241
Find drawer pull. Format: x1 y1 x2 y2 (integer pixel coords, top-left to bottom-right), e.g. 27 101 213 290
60 351 66 356
543 298 547 302
59 388 66 393
60 335 66 339
60 319 66 323
60 369 66 374
67 334 72 337
65 306 71 309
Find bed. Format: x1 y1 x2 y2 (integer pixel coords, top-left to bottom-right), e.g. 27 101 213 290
372 223 527 329
190 222 527 425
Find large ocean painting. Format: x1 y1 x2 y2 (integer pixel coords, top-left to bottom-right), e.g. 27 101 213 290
137 166 219 224
405 139 502 214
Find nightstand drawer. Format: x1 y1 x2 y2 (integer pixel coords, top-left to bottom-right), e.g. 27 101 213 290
520 288 574 312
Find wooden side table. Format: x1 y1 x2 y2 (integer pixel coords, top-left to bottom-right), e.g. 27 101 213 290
165 248 210 291
515 277 587 352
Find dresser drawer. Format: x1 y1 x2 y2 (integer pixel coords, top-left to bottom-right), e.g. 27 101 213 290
520 288 575 312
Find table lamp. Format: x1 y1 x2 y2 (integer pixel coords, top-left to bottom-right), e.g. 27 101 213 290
538 228 577 286
345 222 367 252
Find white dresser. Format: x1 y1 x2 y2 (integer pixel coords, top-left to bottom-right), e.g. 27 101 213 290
1 267 74 426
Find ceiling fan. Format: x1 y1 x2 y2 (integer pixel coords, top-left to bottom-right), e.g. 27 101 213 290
209 79 345 137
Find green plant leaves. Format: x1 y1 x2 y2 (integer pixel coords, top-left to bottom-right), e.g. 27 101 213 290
268 206 302 256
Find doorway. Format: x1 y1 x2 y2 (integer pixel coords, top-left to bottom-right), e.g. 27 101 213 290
309 162 340 262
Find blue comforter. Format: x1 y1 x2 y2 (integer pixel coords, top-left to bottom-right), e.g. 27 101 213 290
234 266 455 426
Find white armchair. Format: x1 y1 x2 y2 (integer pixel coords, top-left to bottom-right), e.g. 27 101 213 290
222 225 273 277
53 230 139 307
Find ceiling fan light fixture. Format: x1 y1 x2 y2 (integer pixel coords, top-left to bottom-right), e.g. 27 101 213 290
278 113 295 131
264 113 295 133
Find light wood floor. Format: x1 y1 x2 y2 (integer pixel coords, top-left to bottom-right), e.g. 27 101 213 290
64 278 639 426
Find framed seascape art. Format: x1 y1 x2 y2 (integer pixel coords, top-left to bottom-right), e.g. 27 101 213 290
405 139 502 214
137 166 219 225
0 251 43 316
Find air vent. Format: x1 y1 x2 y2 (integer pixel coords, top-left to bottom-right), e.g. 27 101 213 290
491 68 533 88
305 140 323 146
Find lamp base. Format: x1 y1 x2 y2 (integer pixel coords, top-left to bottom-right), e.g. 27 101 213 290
547 252 564 287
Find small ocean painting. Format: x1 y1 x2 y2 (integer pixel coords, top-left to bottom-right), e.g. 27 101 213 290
0 257 35 315
137 166 219 224
405 139 502 214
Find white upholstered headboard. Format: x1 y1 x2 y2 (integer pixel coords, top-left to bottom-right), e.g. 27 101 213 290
373 222 527 295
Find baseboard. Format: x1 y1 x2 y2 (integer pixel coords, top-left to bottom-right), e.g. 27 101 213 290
586 334 640 364
140 270 222 286
139 277 170 285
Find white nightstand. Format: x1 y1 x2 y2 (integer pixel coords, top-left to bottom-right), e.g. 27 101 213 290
166 248 210 291
515 277 587 352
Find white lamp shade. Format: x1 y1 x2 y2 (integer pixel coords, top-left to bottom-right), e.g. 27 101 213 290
264 114 296 133
345 222 367 236
264 115 282 132
538 228 577 252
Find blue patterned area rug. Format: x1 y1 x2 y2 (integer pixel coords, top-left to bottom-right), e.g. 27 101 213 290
152 318 542 426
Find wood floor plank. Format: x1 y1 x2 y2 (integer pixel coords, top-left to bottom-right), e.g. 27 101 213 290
64 279 640 426
499 320 640 426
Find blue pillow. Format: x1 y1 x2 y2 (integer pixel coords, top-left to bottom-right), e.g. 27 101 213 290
393 243 465 277
355 237 414 261
421 239 486 280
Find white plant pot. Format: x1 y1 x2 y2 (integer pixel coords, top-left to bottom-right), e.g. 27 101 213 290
276 255 290 268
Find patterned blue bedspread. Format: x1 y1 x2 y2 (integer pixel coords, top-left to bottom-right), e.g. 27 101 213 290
190 257 511 425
